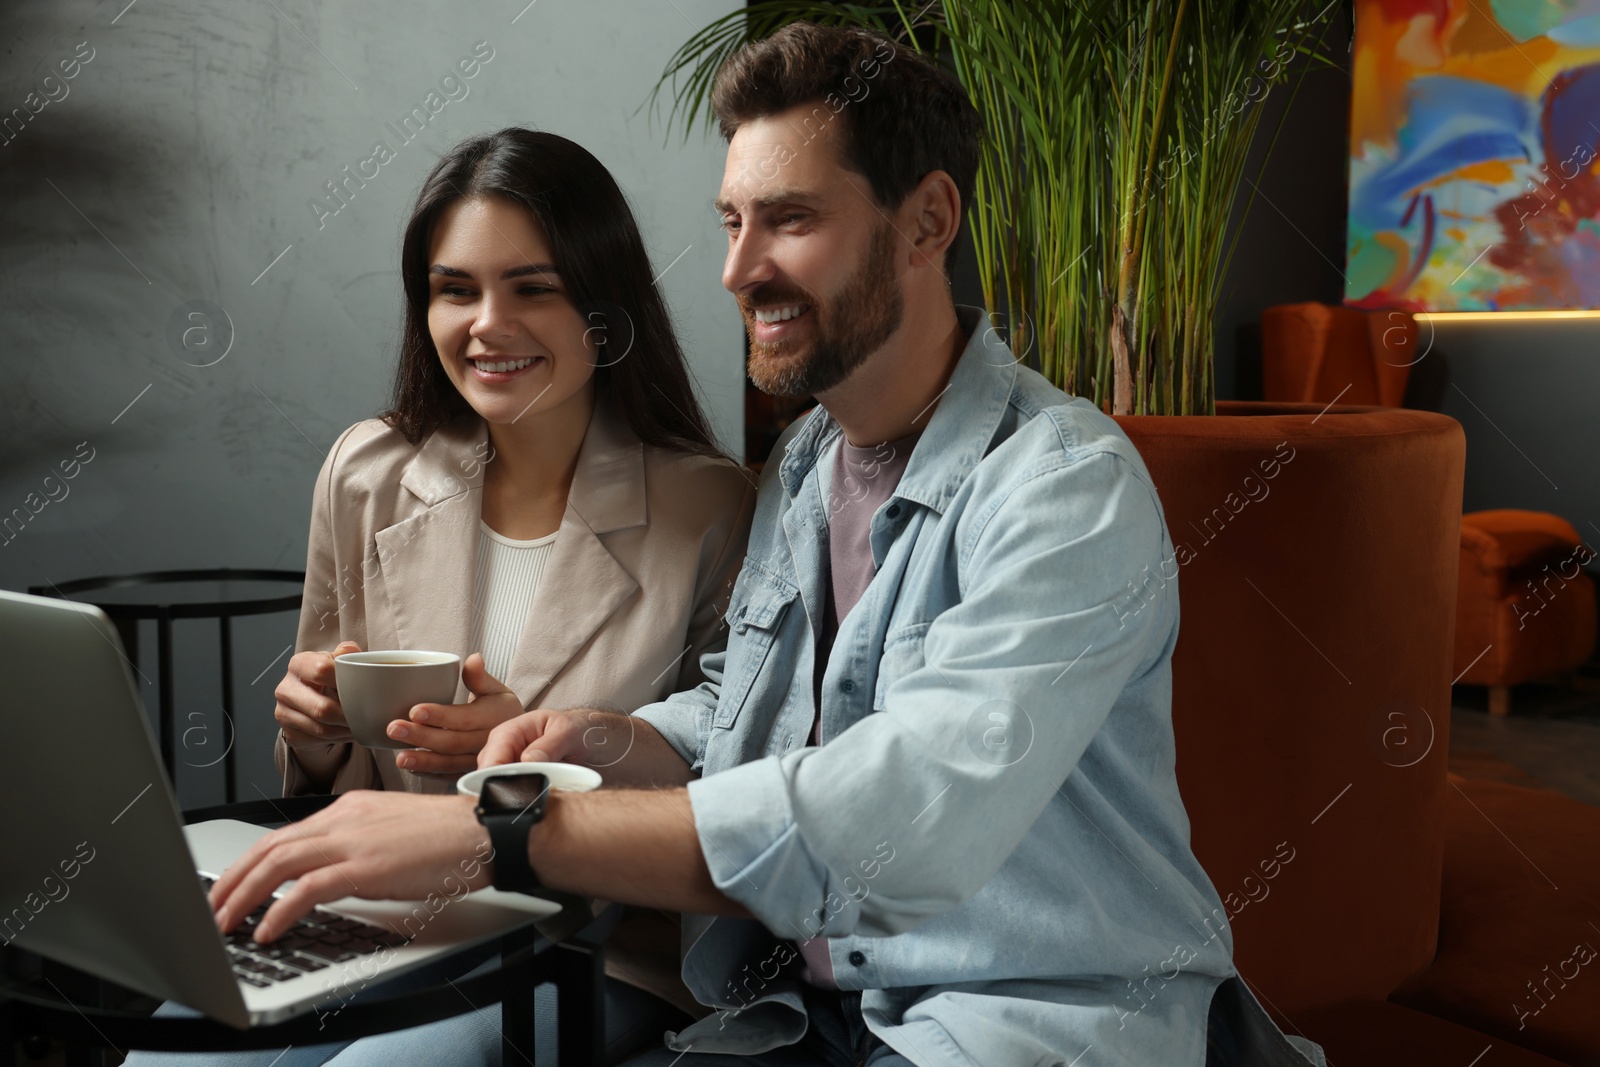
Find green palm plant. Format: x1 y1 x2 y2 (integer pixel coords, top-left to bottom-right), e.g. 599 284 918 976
650 0 1338 415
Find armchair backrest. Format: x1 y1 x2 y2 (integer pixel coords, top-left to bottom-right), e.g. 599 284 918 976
1261 302 1413 407
1116 403 1466 1014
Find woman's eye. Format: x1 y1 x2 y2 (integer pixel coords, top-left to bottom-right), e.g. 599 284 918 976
519 285 555 296
438 286 472 298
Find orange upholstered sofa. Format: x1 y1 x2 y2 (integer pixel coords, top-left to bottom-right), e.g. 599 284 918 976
1117 403 1600 1065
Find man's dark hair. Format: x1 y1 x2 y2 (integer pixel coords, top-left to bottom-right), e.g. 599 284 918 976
711 21 983 276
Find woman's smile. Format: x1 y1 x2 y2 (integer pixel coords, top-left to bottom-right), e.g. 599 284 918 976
466 353 549 383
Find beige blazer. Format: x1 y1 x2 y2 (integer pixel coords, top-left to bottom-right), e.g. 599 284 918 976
273 396 754 1017
276 395 754 795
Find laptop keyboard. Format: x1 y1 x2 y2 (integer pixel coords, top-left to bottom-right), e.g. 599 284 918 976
200 875 411 988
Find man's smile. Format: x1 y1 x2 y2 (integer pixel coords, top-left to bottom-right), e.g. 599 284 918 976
752 303 811 324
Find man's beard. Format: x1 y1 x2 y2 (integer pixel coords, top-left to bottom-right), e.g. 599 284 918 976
743 221 905 398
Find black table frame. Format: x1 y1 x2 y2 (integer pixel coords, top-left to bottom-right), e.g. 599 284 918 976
0 796 610 1066
29 568 308 804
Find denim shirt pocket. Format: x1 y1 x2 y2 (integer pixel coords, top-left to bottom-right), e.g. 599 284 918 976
872 621 931 712
713 559 800 731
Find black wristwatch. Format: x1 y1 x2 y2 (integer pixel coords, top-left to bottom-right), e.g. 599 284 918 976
474 772 551 896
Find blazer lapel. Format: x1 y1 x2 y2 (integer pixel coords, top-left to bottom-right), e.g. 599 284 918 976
375 417 490 703
370 400 648 708
499 397 647 706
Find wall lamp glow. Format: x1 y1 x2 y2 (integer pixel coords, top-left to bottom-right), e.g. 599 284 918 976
1415 310 1600 322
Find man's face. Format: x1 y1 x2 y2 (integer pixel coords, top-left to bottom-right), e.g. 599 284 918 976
716 105 905 398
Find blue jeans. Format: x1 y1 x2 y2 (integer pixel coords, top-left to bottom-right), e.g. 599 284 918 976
121 946 691 1067
617 985 910 1066
617 979 1254 1067
621 975 1253 1066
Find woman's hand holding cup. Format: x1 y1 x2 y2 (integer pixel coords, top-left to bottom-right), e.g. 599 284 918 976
389 653 526 775
275 640 362 747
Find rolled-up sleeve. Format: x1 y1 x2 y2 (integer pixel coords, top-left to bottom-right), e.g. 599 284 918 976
633 658 724 775
686 447 1174 940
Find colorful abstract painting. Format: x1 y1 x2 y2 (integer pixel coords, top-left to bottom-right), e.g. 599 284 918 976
1346 0 1600 311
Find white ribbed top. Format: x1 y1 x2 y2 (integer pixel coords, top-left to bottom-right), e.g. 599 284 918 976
468 520 557 682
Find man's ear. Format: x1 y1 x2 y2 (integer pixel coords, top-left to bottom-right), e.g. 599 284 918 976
905 169 961 272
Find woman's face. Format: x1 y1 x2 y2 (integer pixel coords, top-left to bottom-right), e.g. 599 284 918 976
426 196 598 427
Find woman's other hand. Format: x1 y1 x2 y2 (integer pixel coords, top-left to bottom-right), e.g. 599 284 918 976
389 653 526 775
275 640 361 748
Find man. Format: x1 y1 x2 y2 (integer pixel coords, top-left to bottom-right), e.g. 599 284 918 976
213 21 1327 1067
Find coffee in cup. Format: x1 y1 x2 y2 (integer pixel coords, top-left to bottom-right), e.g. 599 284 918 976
333 650 461 750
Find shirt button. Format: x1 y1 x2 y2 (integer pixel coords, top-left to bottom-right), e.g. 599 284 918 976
887 504 902 519
840 679 855 693
848 950 866 967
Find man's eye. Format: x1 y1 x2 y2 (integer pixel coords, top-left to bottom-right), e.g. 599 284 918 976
720 217 740 233
778 213 808 225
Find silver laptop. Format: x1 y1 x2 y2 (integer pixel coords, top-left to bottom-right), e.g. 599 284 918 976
0 587 560 1028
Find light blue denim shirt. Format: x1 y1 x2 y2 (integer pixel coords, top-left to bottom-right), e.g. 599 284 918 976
634 309 1325 1067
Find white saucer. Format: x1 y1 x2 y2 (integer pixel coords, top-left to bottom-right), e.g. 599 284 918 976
456 761 603 798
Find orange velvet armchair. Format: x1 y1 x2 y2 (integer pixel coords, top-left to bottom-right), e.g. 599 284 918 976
1260 301 1412 408
1119 405 1600 1065
1260 302 1597 715
1456 510 1597 715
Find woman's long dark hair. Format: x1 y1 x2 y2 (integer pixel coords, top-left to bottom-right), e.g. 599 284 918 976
381 127 720 455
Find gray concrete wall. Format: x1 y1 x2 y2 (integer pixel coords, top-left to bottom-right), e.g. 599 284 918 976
1425 318 1600 523
0 0 743 808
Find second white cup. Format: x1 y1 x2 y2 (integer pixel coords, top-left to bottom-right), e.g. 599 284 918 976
456 761 603 798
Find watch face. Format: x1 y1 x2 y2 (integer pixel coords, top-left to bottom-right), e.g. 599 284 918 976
479 772 550 816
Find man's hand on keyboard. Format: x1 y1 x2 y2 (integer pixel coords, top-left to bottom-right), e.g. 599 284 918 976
209 791 492 943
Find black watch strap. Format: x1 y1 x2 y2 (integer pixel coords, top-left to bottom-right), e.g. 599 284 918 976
476 774 549 896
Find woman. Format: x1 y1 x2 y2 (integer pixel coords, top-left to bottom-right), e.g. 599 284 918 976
132 128 753 1066
277 128 750 799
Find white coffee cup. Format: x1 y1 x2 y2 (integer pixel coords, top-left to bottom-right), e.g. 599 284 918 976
456 761 603 798
333 650 461 750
